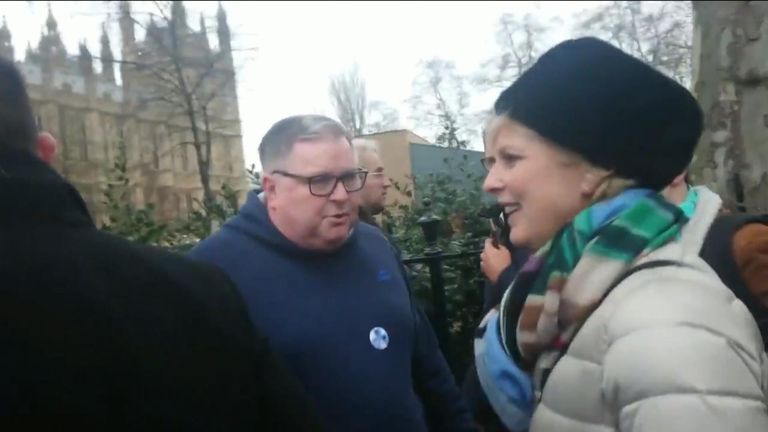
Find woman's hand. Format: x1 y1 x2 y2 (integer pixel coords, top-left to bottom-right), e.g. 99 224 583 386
480 238 512 284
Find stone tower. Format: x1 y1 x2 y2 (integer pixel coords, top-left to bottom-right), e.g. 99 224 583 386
0 16 13 61
2 1 249 224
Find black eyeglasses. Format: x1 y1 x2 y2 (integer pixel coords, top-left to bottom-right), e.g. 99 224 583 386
480 157 492 171
272 169 369 197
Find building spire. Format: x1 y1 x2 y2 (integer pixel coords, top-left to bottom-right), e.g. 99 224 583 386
39 3 66 69
25 41 34 62
171 1 188 30
46 2 58 34
101 23 115 83
78 40 94 76
0 16 13 60
119 0 135 48
100 22 110 47
200 13 210 49
216 1 231 52
0 16 10 41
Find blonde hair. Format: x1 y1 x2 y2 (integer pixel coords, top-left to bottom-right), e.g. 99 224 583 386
484 114 636 203
589 175 637 203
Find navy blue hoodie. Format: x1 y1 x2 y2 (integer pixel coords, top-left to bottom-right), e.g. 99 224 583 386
189 191 475 432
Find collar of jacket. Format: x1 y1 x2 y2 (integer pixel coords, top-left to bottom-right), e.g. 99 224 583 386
0 148 94 228
676 185 722 255
358 206 380 228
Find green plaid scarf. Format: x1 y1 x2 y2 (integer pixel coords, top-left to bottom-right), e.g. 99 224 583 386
498 188 691 389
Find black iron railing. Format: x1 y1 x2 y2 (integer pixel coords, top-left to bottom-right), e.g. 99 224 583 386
399 201 483 378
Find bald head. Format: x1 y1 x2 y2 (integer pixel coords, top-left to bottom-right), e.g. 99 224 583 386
352 138 391 215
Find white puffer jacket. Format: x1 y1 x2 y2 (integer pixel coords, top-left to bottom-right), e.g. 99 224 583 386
530 186 768 432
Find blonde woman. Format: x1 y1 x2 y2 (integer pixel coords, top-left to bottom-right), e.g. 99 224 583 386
474 37 768 432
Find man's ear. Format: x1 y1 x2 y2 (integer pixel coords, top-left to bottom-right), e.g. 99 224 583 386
262 174 278 209
262 174 276 194
36 132 58 165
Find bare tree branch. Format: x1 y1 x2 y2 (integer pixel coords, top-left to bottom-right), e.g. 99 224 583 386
329 64 367 136
366 101 400 133
102 0 252 210
409 58 472 148
474 13 549 90
576 0 693 86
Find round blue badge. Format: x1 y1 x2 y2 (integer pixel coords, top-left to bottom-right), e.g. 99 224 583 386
369 327 389 350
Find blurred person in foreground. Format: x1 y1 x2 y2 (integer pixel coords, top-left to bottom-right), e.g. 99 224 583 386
0 57 324 430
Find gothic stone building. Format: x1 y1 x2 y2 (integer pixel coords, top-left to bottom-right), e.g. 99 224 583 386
0 1 249 224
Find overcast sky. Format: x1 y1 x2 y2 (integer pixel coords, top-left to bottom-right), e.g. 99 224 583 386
4 1 602 170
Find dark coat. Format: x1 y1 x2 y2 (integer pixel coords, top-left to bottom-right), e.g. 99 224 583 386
0 149 325 431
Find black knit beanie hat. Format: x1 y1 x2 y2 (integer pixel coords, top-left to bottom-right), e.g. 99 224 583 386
493 37 703 191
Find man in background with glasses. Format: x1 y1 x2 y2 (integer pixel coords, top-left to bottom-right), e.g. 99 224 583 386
189 115 475 432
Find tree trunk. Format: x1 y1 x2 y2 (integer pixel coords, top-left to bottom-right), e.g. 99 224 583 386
167 12 215 216
200 104 215 210
690 1 768 213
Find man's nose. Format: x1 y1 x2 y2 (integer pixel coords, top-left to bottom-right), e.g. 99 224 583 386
328 180 350 201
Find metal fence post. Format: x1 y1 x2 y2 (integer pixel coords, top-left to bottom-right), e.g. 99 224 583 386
417 200 451 363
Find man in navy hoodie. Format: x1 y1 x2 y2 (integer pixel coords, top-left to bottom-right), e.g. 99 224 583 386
189 115 476 432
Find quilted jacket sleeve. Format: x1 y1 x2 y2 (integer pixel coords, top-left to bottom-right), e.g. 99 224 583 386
601 268 768 432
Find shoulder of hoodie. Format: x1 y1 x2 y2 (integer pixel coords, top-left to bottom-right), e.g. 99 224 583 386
355 221 402 256
356 220 394 244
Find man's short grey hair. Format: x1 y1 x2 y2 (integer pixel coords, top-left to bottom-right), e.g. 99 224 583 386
351 138 380 167
259 115 350 172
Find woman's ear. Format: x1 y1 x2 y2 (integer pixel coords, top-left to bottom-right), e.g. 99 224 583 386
668 171 688 188
580 166 613 198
